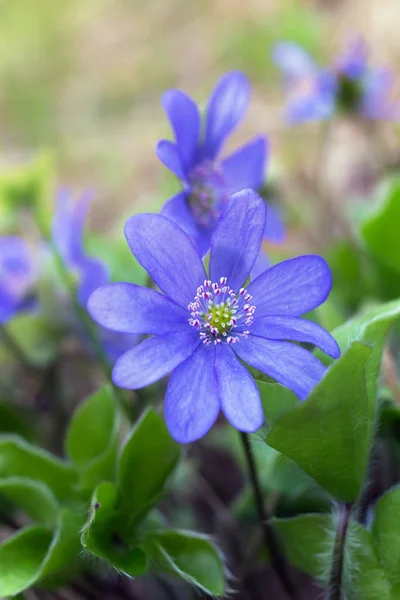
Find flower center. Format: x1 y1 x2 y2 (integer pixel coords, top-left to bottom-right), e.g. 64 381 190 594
187 160 228 227
336 73 364 113
188 277 256 345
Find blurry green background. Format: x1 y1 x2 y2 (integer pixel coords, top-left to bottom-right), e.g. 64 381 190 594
1 0 399 229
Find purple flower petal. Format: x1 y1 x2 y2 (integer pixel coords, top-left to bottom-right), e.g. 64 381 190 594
215 344 264 432
233 336 326 400
221 135 267 195
0 295 16 324
273 42 317 80
53 189 92 265
264 203 286 243
336 36 368 80
192 227 213 258
161 191 199 237
100 327 140 363
203 71 250 160
112 330 200 389
251 315 340 358
164 344 219 443
88 282 188 334
209 189 266 290
250 249 271 280
285 88 335 124
156 140 187 181
78 258 109 306
124 213 206 309
0 236 36 323
361 68 399 120
162 89 201 170
248 255 333 317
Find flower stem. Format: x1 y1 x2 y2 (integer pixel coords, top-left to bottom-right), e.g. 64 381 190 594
50 243 134 422
239 431 299 600
326 503 352 600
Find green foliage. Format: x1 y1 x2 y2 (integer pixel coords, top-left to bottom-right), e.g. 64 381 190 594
361 178 400 274
86 233 147 286
0 436 78 502
217 0 325 78
66 385 120 495
267 343 372 502
0 400 35 440
0 525 53 597
81 481 149 577
257 381 299 430
325 240 369 311
343 521 391 600
0 433 85 593
275 514 391 598
372 485 400 596
328 297 400 411
274 514 334 579
0 152 54 234
117 408 181 529
79 408 224 594
1 313 60 367
143 530 225 596
0 477 59 527
39 508 85 585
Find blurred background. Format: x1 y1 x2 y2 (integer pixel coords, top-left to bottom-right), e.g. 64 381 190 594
1 0 399 232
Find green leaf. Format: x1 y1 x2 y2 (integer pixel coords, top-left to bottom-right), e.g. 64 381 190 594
328 297 400 410
81 481 148 577
257 381 299 431
274 515 391 599
325 240 367 310
267 343 372 502
117 408 180 529
144 530 225 596
372 485 400 595
0 525 52 597
361 177 400 274
343 521 391 600
38 508 84 585
273 514 334 579
0 435 78 502
0 477 59 526
66 385 119 494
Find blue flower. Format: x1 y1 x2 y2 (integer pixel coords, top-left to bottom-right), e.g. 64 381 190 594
156 71 285 256
273 38 399 123
52 189 137 360
88 189 340 443
0 236 36 324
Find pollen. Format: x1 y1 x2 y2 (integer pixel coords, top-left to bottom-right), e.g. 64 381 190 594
188 277 256 345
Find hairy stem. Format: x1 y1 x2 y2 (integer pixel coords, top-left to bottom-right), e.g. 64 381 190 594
239 432 299 600
326 503 352 600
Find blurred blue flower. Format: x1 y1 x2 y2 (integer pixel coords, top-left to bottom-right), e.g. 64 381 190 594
273 38 399 123
157 71 285 256
88 189 339 443
0 236 36 324
52 189 137 360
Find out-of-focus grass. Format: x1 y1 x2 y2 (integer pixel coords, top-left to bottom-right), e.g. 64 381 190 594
0 0 76 145
216 0 326 79
0 0 397 229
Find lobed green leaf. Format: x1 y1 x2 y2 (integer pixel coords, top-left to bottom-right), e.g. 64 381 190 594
267 343 372 502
